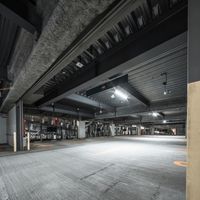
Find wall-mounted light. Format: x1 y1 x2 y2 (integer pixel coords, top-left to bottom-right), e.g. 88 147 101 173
163 120 167 124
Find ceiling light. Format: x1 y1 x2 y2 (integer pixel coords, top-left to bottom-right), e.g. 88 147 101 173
152 112 159 117
141 126 145 130
163 120 167 124
111 94 115 98
76 62 84 68
114 89 128 100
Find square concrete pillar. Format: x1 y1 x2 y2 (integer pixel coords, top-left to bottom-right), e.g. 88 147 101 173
137 125 141 136
110 124 115 137
187 0 200 199
151 127 155 135
78 121 86 139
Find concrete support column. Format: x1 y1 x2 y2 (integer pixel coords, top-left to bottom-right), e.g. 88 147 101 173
16 100 24 151
78 121 86 139
151 127 155 135
110 124 115 137
137 125 141 136
187 1 200 199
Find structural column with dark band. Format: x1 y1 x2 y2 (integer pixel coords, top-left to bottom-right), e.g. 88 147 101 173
187 0 200 199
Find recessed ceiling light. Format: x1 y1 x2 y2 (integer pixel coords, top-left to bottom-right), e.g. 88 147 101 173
76 62 84 68
152 112 159 117
111 94 115 98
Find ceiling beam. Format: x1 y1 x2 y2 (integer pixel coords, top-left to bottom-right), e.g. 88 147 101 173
86 75 128 96
35 6 187 107
86 75 149 106
65 94 114 111
95 98 186 119
40 104 94 119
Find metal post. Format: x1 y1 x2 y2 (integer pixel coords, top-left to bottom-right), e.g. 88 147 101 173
27 132 30 151
13 132 17 152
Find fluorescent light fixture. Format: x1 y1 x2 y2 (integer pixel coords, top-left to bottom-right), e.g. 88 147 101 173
163 120 167 124
76 62 84 68
114 89 128 100
152 112 159 117
111 94 115 99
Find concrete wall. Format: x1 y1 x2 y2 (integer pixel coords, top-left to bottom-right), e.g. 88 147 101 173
0 115 7 144
7 106 17 146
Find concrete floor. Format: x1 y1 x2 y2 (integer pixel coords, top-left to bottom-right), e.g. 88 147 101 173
0 136 186 200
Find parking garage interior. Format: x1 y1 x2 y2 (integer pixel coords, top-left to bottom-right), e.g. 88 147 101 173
0 0 199 199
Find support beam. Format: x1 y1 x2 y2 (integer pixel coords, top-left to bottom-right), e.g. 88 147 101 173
86 75 128 96
40 105 94 119
35 6 187 107
95 98 186 119
65 94 114 111
86 75 149 106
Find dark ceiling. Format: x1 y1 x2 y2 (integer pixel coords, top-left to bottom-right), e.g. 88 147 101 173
0 0 41 104
0 0 188 125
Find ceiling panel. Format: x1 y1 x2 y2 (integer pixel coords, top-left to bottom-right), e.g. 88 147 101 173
128 47 187 102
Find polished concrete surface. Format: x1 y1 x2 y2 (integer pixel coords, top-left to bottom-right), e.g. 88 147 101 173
0 136 186 200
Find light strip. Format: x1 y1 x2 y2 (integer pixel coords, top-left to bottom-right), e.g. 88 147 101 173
152 112 159 117
114 89 128 100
